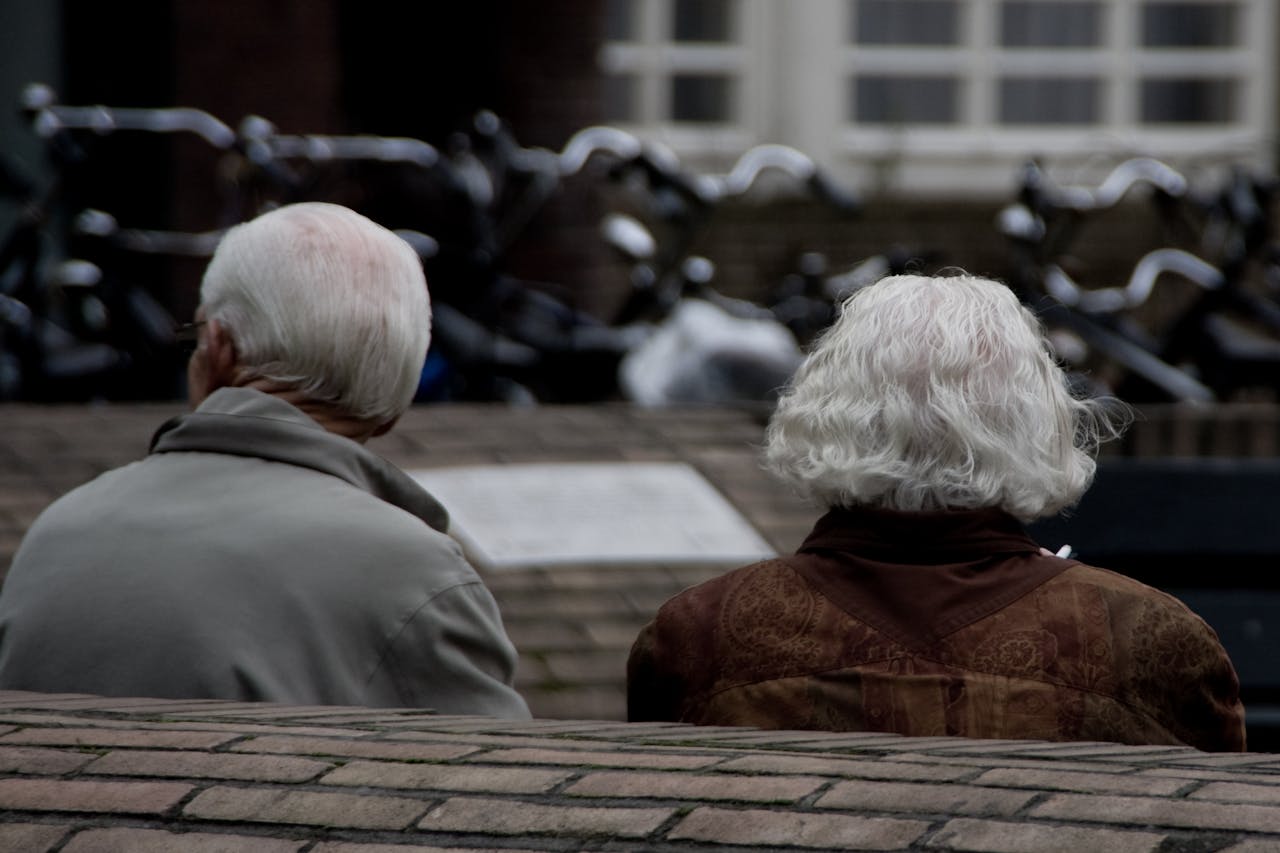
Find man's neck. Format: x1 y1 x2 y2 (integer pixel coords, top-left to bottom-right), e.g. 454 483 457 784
239 379 383 444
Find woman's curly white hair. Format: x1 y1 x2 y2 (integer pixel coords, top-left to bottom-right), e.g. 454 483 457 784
764 273 1127 522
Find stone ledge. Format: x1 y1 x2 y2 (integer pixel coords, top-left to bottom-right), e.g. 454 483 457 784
0 690 1277 852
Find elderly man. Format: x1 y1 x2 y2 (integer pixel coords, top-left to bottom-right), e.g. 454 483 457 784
0 202 529 718
628 273 1244 751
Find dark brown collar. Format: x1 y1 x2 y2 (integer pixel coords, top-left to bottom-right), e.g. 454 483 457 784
787 506 1072 650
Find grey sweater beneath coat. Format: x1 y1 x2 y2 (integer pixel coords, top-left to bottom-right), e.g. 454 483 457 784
0 387 530 718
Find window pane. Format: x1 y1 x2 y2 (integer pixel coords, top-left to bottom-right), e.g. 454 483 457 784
673 0 733 42
1001 2 1102 47
1141 78 1236 122
671 74 733 122
605 0 637 41
602 74 638 122
853 0 959 45
852 76 958 123
1000 78 1101 124
1142 2 1239 47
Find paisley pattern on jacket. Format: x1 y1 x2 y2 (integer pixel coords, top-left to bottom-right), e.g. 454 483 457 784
627 506 1245 752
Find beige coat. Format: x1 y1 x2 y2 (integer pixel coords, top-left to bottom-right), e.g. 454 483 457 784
0 387 529 717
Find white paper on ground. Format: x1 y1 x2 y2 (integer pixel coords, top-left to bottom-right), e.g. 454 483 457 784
410 461 776 570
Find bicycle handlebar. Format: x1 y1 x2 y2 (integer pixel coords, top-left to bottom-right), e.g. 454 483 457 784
72 209 225 257
265 134 439 168
237 116 439 168
559 126 644 175
1022 156 1188 214
714 144 860 212
24 84 236 149
719 144 817 196
1044 249 1223 314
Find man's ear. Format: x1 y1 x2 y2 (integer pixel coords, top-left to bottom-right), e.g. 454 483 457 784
204 319 241 389
370 415 401 438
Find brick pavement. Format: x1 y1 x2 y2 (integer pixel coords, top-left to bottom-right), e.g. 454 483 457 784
0 690 1277 851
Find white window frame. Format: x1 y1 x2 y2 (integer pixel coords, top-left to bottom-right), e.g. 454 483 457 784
599 0 1276 196
598 0 764 164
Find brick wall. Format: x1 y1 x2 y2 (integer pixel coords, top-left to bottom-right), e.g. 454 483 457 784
1 691 1278 850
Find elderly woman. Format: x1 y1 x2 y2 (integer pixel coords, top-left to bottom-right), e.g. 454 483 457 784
627 273 1245 751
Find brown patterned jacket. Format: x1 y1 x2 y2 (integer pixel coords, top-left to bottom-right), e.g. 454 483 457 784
627 506 1246 751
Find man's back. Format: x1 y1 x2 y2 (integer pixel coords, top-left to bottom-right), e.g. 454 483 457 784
0 388 529 717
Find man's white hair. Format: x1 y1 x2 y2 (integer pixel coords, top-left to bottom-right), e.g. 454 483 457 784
764 273 1125 521
200 202 431 424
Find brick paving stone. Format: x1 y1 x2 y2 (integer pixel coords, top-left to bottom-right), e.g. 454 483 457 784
973 767 1188 796
815 779 1038 816
536 565 670 591
547 722 696 739
668 805 929 849
0 712 146 728
582 621 652 649
231 734 479 762
1030 792 1280 833
495 589 635 620
268 711 443 727
123 721 363 738
0 823 68 853
628 726 780 743
924 817 1166 853
321 760 571 793
475 720 617 735
515 720 663 736
524 686 626 722
721 753 976 782
503 621 588 651
185 786 427 830
409 717 551 735
358 712 512 727
317 840 547 845
470 746 724 770
0 778 192 814
542 649 631 684
172 704 381 720
921 739 1085 755
61 827 305 853
1141 767 1280 785
0 694 106 710
0 695 162 711
897 752 1136 774
809 736 979 752
1189 781 1280 805
999 743 1193 760
66 699 262 715
85 749 333 782
0 745 97 775
684 728 860 746
0 726 236 750
565 770 826 803
1154 754 1280 768
393 732 610 751
420 795 672 839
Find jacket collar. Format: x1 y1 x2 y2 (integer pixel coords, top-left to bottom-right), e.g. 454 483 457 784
788 505 1069 649
799 505 1041 561
148 387 450 533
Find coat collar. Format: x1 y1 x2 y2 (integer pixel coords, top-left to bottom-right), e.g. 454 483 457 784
788 505 1071 649
148 387 450 533
799 505 1041 561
